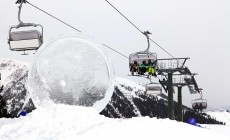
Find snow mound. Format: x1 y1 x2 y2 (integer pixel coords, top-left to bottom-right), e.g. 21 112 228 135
0 104 230 140
27 34 115 112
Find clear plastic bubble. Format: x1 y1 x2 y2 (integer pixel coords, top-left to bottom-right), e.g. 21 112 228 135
28 34 115 112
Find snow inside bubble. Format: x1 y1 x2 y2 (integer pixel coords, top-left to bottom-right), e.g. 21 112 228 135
28 34 115 113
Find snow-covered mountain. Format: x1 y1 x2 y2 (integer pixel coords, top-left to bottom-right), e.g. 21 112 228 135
0 57 226 125
0 58 34 118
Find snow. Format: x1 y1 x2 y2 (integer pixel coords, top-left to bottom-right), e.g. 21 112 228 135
0 104 230 140
203 124 230 137
0 57 29 86
207 110 230 125
116 77 145 98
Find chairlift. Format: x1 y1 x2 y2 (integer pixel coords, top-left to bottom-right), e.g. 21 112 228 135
191 99 207 110
191 90 207 110
8 1 43 53
146 82 162 95
129 31 157 76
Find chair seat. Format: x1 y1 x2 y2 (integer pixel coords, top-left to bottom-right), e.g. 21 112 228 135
10 39 41 51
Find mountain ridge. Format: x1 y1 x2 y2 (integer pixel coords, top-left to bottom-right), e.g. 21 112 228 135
0 57 225 125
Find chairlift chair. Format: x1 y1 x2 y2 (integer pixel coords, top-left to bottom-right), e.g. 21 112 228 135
129 31 157 75
129 52 157 70
9 26 43 51
146 82 162 95
8 1 43 53
191 99 207 110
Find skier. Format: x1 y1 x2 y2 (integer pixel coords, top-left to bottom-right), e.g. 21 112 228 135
139 60 148 75
147 59 155 76
130 61 139 75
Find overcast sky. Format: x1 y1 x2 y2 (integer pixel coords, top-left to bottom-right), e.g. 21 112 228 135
0 0 230 109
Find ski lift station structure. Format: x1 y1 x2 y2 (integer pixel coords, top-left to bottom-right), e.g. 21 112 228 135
157 58 207 121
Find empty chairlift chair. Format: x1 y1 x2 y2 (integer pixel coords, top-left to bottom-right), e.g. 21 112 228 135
8 25 43 51
146 82 162 95
8 1 43 53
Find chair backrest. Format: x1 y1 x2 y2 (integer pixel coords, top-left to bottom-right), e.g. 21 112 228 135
9 30 41 41
146 83 162 95
9 30 42 51
192 101 207 110
129 52 157 67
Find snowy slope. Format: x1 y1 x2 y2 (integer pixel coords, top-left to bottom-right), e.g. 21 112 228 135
0 104 230 140
207 110 230 125
101 77 169 119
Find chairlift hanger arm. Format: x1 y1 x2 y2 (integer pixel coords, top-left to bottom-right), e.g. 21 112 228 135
9 1 44 45
15 0 40 28
16 0 27 25
143 31 152 52
16 0 26 4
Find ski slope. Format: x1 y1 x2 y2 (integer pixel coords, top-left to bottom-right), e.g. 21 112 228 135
207 110 230 125
202 110 230 136
0 104 230 140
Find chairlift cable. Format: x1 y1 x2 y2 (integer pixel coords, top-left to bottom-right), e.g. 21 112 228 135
25 1 129 59
25 1 195 86
105 0 143 34
14 1 204 110
105 0 180 62
105 0 204 103
26 1 174 62
26 1 81 32
25 1 185 83
102 44 128 59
